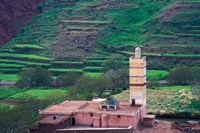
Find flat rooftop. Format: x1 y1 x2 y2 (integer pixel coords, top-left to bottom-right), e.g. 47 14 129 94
41 100 143 116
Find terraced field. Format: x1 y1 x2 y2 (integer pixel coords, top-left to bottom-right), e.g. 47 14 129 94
0 0 199 79
143 1 200 54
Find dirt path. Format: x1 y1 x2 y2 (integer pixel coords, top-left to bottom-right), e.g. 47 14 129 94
136 120 183 133
0 81 16 87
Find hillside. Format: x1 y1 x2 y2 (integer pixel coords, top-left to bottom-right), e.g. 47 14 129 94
0 0 200 76
0 0 45 45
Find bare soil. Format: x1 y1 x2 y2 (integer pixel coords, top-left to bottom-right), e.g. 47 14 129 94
136 120 183 133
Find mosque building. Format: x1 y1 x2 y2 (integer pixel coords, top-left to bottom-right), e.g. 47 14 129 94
30 48 155 133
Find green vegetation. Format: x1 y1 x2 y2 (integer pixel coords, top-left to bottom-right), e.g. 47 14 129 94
10 89 68 100
0 0 199 77
53 61 83 64
17 67 52 88
0 53 52 61
0 63 24 68
0 68 20 73
147 70 169 81
113 86 199 116
0 59 37 65
0 1 199 131
0 103 13 110
84 72 103 77
13 44 44 49
69 75 113 99
167 66 200 85
84 60 105 63
97 1 172 46
156 86 191 91
49 68 83 72
0 74 18 81
151 34 178 38
162 54 200 57
83 67 104 72
0 87 23 100
56 73 81 87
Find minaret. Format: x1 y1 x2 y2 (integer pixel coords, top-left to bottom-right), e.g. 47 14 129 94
129 47 146 105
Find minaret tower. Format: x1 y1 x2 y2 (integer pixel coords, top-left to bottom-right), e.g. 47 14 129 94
129 47 146 105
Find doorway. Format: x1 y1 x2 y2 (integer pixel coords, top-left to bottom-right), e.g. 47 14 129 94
132 99 136 106
72 118 75 125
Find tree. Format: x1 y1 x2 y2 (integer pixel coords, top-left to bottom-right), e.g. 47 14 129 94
167 66 191 85
93 75 113 97
68 75 113 100
105 68 129 88
192 86 200 100
0 98 50 133
190 67 200 85
68 76 94 100
103 54 126 71
17 67 53 88
56 72 81 87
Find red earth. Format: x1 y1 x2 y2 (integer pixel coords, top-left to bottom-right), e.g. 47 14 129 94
0 0 45 45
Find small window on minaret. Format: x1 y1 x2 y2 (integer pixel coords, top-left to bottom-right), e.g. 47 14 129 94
118 115 121 118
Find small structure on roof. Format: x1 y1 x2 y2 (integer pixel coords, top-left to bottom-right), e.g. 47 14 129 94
100 97 119 110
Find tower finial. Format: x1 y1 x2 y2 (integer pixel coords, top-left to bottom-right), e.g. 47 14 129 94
135 47 141 59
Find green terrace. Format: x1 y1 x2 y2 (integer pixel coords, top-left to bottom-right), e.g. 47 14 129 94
0 60 51 69
0 53 52 61
147 70 169 81
0 69 21 73
85 56 110 60
51 61 84 68
49 68 83 75
9 89 68 100
0 63 24 68
0 59 37 65
84 60 105 63
12 44 45 50
151 34 178 39
0 87 24 100
0 103 14 110
0 87 69 110
59 20 111 25
176 33 200 37
83 67 104 72
84 72 103 77
0 74 18 81
120 51 200 57
0 48 15 53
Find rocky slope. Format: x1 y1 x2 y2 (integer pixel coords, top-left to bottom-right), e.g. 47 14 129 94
0 0 45 45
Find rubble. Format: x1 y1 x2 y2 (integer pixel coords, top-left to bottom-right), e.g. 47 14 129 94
171 121 200 133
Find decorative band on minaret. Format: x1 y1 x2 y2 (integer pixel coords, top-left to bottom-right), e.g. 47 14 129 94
129 47 146 105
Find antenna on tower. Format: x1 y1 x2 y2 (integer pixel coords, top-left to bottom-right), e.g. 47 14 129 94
135 47 141 59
